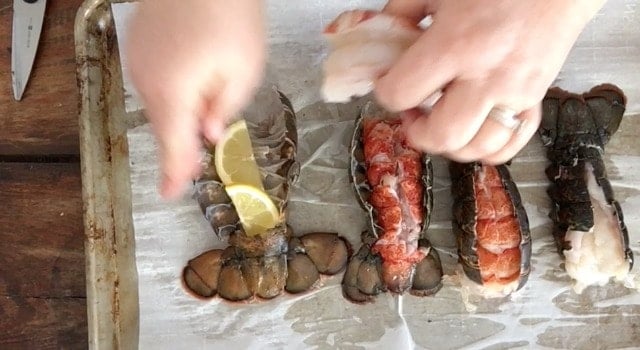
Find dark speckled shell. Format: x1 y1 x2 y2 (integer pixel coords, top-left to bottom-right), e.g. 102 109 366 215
539 84 633 270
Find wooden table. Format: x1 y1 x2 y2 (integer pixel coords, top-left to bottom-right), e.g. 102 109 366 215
0 0 88 348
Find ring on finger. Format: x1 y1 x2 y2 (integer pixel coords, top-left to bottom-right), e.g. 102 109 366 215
487 105 522 131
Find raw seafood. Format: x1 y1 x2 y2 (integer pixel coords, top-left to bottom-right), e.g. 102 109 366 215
182 88 351 301
449 162 532 297
342 102 443 303
321 9 420 103
539 84 634 294
321 9 442 108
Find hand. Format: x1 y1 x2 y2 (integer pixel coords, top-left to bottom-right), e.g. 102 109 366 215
375 0 606 164
125 0 266 199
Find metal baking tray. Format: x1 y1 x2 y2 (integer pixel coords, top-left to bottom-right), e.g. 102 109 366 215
74 1 640 349
75 0 144 348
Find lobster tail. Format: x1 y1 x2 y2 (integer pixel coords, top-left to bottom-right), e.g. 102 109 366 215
342 101 443 303
539 84 633 294
183 87 350 302
449 161 532 297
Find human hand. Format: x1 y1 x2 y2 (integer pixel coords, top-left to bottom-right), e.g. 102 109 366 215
375 0 606 164
125 0 266 199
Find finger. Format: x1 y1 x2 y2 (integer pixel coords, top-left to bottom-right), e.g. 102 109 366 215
382 0 440 24
201 72 263 143
403 80 495 154
201 85 251 143
198 79 228 143
482 103 542 165
158 127 202 200
202 117 225 143
144 99 203 200
374 25 456 112
443 109 515 162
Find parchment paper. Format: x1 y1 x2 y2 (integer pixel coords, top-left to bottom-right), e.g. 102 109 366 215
113 1 640 349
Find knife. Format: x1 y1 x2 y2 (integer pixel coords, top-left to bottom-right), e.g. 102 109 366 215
11 0 47 101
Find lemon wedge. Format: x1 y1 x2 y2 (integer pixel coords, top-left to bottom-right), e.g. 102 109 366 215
214 119 264 190
225 184 281 237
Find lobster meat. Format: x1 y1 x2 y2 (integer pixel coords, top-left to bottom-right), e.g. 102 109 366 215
539 84 634 294
342 102 443 303
321 9 441 108
182 88 351 302
449 162 532 296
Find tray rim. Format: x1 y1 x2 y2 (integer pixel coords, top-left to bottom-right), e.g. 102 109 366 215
75 0 141 348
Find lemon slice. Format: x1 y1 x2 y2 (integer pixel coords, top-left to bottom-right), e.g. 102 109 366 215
214 119 264 190
225 184 281 237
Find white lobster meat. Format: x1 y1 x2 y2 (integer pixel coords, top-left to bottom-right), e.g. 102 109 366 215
321 10 423 103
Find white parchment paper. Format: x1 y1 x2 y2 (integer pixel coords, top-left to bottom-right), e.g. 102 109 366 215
112 1 640 349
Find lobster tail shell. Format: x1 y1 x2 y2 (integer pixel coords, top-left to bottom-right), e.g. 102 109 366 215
349 102 434 237
184 87 353 302
193 87 300 244
539 84 633 293
343 101 443 301
449 161 532 295
183 88 298 301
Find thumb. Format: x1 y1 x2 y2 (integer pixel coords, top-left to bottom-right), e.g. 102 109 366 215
382 0 440 24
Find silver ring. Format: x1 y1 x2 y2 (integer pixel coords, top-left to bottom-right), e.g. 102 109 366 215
487 106 521 130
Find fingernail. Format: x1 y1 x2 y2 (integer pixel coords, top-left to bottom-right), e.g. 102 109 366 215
159 173 183 200
400 108 422 123
420 90 443 110
191 160 204 181
204 120 225 143
399 109 422 148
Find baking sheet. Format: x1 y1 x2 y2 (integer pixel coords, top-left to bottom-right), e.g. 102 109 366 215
112 1 640 349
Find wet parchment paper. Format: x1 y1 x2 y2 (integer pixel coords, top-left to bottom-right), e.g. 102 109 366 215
113 1 640 349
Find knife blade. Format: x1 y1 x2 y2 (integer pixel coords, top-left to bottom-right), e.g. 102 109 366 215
11 0 47 101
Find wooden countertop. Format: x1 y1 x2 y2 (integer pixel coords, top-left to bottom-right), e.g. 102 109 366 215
0 0 87 348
